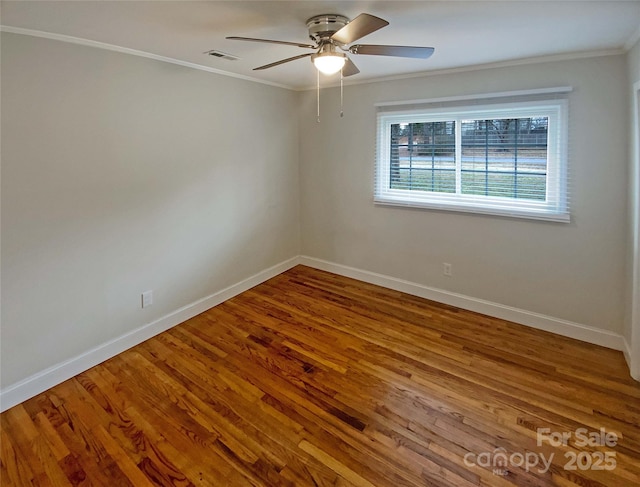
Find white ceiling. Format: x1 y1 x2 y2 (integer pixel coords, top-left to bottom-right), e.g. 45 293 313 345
2 1 640 90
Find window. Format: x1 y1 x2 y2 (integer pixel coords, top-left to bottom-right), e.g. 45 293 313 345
375 97 569 221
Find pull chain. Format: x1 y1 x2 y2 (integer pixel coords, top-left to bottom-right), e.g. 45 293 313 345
316 69 320 123
340 69 344 118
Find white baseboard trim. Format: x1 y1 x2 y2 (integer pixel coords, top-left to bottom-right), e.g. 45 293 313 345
624 337 640 381
299 256 625 352
2 254 630 411
623 338 632 366
632 359 640 382
0 256 300 412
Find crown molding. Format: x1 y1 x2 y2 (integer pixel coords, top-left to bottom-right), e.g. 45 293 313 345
0 25 293 91
625 23 640 51
1 25 632 95
299 48 626 92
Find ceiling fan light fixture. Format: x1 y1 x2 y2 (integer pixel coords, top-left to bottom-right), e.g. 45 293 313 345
227 12 434 79
312 48 346 75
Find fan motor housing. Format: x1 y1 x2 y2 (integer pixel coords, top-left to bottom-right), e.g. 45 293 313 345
306 14 349 42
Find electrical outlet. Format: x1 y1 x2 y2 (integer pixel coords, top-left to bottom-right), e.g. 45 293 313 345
443 263 452 277
141 290 153 308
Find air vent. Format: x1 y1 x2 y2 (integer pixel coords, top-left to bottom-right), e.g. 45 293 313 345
204 50 240 61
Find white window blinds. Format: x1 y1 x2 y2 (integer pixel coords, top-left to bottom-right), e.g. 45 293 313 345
375 88 571 222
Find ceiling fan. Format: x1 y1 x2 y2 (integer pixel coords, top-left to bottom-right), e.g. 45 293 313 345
226 13 435 76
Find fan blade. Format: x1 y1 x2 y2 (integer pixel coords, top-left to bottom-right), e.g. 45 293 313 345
226 36 316 49
350 44 434 59
342 57 360 77
253 52 313 71
331 13 389 45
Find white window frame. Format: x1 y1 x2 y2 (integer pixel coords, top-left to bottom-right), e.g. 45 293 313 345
375 98 569 222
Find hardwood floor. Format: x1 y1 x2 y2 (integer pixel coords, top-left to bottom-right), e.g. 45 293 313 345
2 265 639 486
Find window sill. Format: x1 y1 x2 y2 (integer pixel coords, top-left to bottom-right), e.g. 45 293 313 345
373 196 570 223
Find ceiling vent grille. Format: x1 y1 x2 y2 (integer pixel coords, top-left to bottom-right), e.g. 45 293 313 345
205 50 240 61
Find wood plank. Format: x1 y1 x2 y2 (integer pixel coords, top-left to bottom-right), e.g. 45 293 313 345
2 265 639 486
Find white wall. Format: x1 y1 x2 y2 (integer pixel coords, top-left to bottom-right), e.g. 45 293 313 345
626 38 640 378
299 55 628 335
0 33 300 388
629 39 640 82
1 31 635 398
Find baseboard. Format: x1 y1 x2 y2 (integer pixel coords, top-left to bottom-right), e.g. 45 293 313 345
299 256 625 352
632 358 640 382
1 253 630 412
623 337 633 368
624 336 640 381
0 256 300 412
